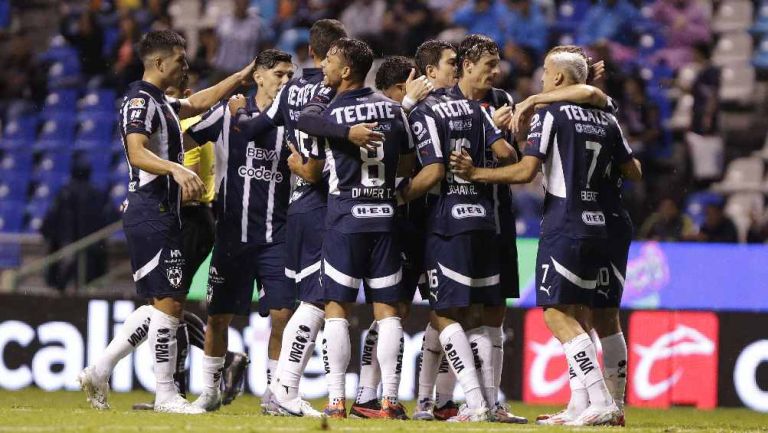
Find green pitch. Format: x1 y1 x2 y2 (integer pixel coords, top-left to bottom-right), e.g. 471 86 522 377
0 389 766 433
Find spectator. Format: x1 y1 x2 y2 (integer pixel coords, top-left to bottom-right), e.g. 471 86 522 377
60 9 107 78
0 32 46 104
452 0 505 47
576 0 639 47
690 43 720 135
109 11 142 92
685 203 738 243
211 0 267 79
502 0 548 57
381 0 435 56
639 197 696 241
620 74 661 157
747 211 768 243
41 155 120 292
340 0 387 53
651 0 711 69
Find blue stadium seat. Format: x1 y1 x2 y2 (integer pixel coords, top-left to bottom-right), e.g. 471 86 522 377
31 176 66 201
42 89 79 114
0 200 24 233
76 113 115 141
516 216 541 238
750 0 768 34
111 159 130 183
685 191 724 228
553 0 591 34
25 198 52 233
0 174 30 201
33 150 72 180
753 36 768 70
0 148 33 173
38 114 77 139
76 149 113 173
513 191 544 220
110 182 128 208
79 89 117 112
2 116 38 140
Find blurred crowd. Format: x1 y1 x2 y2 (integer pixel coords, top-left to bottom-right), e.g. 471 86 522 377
2 0 768 244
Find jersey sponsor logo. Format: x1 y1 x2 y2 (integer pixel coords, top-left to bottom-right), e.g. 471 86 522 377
170 249 182 258
628 311 718 409
581 211 606 225
431 99 474 119
575 123 606 136
246 146 280 161
154 327 171 363
330 101 396 124
129 98 146 109
361 329 378 366
449 119 473 131
443 343 466 373
451 204 486 219
288 325 312 363
351 204 394 218
238 165 284 183
580 190 599 202
559 105 610 125
530 113 541 129
572 350 596 375
411 121 427 140
127 324 149 347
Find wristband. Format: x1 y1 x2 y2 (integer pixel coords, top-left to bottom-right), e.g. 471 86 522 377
402 95 417 111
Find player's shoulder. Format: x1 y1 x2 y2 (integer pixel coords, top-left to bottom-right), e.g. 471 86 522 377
489 87 514 107
409 90 445 117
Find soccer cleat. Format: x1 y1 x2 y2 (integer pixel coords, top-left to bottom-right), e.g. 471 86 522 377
489 402 528 424
192 391 222 412
323 399 347 419
154 394 206 414
535 409 577 425
611 409 626 426
379 398 409 420
349 399 381 419
412 398 436 421
222 352 249 405
565 402 622 426
433 400 460 421
77 366 110 410
446 404 489 422
266 396 323 418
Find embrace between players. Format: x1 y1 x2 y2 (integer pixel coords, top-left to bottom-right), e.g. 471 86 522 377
78 18 641 427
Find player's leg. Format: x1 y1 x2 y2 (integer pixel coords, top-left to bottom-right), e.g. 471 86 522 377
321 229 365 418
351 320 381 415
424 232 490 422
270 211 325 416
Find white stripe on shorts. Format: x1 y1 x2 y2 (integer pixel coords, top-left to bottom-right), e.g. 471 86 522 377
438 263 499 287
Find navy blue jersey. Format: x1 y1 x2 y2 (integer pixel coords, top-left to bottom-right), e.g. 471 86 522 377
409 85 504 236
119 80 183 224
600 114 634 235
321 87 413 233
524 102 622 239
187 97 290 244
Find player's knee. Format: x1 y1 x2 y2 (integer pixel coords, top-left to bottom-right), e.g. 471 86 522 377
482 304 506 327
206 315 231 334
372 302 399 320
397 301 411 319
592 308 621 337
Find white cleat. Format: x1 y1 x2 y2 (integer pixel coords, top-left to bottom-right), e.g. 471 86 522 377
192 391 222 412
78 366 110 410
565 402 622 426
412 398 435 421
446 404 489 422
266 396 323 418
535 408 578 425
154 394 206 414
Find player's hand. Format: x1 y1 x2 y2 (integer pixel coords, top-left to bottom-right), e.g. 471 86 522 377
587 59 605 85
287 143 303 175
171 164 205 202
450 149 476 181
493 104 513 130
405 68 433 103
228 94 246 115
348 122 385 151
238 60 257 85
511 96 537 136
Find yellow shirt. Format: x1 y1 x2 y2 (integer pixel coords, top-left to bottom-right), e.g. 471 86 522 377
181 116 216 204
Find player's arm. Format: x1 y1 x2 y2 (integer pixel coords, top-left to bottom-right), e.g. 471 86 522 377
511 84 608 134
621 158 642 181
400 162 444 204
451 151 540 184
126 133 205 200
184 101 226 150
176 60 255 119
298 103 384 152
286 143 323 183
483 109 518 165
612 114 642 181
401 68 433 113
399 108 445 203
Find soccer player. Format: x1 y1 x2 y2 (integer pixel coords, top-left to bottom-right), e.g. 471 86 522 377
78 30 254 414
183 49 297 412
450 45 625 426
348 55 433 418
293 38 414 420
398 49 517 423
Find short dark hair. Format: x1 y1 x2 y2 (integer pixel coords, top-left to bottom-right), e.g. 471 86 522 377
375 56 413 91
138 30 186 61
456 34 499 77
309 19 347 60
254 49 292 70
415 40 455 76
329 38 373 83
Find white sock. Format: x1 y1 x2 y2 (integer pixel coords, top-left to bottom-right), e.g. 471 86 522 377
566 366 589 416
274 302 324 402
202 355 225 395
93 304 153 381
439 323 486 410
467 327 494 407
564 333 613 409
486 326 504 405
435 357 456 407
149 307 180 403
356 321 380 404
600 332 627 407
324 318 350 403
417 324 441 402
267 358 278 387
377 317 404 401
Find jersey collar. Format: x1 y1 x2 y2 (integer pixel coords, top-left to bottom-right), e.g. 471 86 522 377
337 87 374 100
302 67 323 81
133 80 166 101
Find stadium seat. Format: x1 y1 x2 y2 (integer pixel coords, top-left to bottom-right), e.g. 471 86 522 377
47 59 82 89
685 191 725 228
713 157 764 193
42 89 79 114
0 200 24 233
686 132 724 181
725 192 764 242
33 150 72 179
750 0 768 34
24 198 52 233
553 0 591 34
111 159 130 183
713 0 754 33
0 148 33 173
76 114 115 141
513 190 544 220
79 89 117 112
712 32 753 66
0 174 29 201
38 114 77 139
668 94 694 131
516 216 541 238
719 64 756 104
753 35 768 69
2 116 38 140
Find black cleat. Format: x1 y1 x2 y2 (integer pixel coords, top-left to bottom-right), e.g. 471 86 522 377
221 352 250 405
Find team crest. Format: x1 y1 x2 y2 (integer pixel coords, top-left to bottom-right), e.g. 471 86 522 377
129 98 146 109
167 266 183 289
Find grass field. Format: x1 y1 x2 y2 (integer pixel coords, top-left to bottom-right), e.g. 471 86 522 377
0 389 766 433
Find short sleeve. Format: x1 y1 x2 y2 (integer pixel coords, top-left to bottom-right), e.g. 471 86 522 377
165 95 181 113
610 114 634 164
311 85 336 105
605 96 620 115
408 107 443 167
398 108 415 155
122 95 156 136
264 84 286 126
523 108 555 160
187 101 226 145
480 107 504 149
